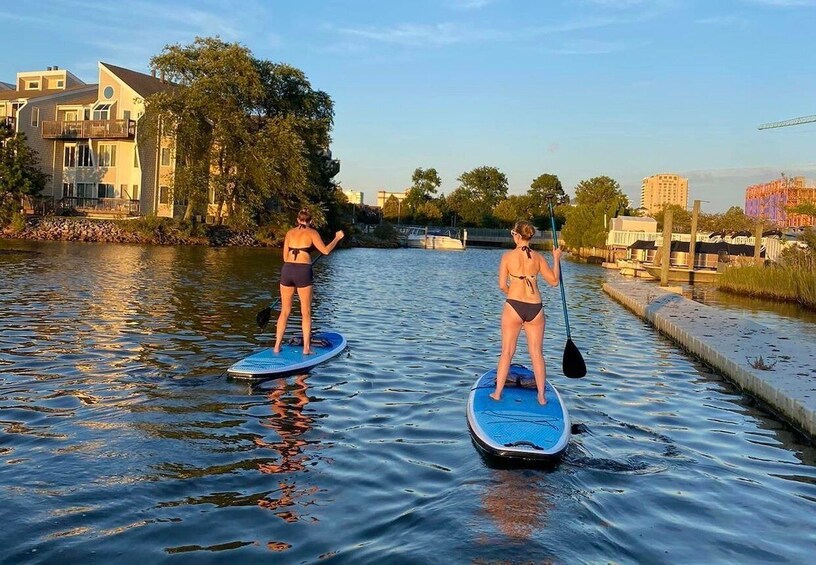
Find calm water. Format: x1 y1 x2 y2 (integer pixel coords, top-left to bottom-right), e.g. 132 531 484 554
1 241 815 564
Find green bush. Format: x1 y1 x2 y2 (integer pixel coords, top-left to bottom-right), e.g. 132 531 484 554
718 264 816 310
9 211 26 233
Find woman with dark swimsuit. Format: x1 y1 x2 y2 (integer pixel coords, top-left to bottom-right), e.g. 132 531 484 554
490 220 561 405
274 208 344 355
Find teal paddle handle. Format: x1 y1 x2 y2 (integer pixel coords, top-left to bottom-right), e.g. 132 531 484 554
548 200 572 340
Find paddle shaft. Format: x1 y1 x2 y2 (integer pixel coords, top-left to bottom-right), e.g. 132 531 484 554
547 201 572 340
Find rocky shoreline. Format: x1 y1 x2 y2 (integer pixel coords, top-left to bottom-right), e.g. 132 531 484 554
1 217 400 248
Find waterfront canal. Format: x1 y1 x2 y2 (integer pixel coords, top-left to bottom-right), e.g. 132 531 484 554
1 241 814 563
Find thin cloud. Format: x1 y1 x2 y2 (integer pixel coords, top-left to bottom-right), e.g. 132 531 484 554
746 0 816 6
682 165 816 182
449 0 496 9
696 15 750 26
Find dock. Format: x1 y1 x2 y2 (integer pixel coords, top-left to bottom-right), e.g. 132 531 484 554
603 279 816 438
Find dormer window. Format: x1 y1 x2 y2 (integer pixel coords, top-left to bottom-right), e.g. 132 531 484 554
56 79 64 88
92 103 111 121
26 80 39 90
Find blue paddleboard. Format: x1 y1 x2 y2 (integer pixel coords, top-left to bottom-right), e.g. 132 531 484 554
228 331 346 379
467 364 570 460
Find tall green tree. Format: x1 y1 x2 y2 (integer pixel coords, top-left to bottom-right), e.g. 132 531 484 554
146 37 334 227
0 131 48 223
527 173 568 227
654 204 692 232
405 167 441 215
450 166 508 226
493 195 535 226
562 176 628 248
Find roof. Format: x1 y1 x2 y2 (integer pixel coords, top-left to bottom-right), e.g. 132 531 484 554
101 62 172 97
668 240 764 257
616 216 657 223
629 240 657 250
0 84 94 102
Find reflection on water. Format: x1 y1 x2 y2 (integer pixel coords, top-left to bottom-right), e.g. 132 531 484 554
1 240 815 563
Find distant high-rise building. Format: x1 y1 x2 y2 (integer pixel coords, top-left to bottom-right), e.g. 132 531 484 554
342 189 363 205
745 176 816 228
640 174 689 215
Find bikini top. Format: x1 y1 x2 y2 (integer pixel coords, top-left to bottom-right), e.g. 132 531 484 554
289 224 313 259
508 246 536 293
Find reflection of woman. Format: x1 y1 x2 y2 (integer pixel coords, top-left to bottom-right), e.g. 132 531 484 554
275 208 344 355
255 374 316 520
491 221 561 405
482 470 552 540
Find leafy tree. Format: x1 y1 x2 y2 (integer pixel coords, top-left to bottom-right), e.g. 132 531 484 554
146 37 335 228
405 167 441 215
787 202 816 220
698 206 756 233
653 204 692 232
561 176 628 248
493 195 535 226
458 166 508 210
0 131 49 223
382 195 402 222
445 186 482 226
526 173 568 227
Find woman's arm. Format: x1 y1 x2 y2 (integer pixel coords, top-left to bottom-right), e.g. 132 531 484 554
497 254 509 295
282 231 290 259
310 229 344 255
538 248 561 287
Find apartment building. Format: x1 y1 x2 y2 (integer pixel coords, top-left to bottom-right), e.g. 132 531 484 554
1 62 179 218
376 189 407 208
640 173 689 215
342 189 364 205
745 176 816 228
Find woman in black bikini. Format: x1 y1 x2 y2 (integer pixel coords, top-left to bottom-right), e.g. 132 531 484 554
274 208 344 355
490 220 561 405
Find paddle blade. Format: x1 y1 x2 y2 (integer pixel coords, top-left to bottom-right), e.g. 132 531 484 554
562 338 587 378
256 306 272 329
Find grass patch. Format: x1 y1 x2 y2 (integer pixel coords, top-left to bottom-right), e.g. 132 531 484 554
718 264 816 310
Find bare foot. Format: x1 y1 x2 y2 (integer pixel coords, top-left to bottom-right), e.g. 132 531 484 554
537 394 547 406
273 345 281 353
303 349 313 355
489 392 501 401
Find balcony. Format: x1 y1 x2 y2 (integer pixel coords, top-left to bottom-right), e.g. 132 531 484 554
42 119 135 140
1 116 15 129
58 197 140 216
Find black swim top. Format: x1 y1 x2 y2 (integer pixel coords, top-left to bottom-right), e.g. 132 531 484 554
508 246 536 293
289 224 313 258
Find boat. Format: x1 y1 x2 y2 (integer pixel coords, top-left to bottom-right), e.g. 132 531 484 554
642 264 720 283
404 226 466 250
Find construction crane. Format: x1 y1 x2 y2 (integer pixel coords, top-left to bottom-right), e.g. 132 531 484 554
758 114 816 130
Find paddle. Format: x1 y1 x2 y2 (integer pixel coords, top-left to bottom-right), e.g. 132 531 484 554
256 253 324 329
547 198 587 378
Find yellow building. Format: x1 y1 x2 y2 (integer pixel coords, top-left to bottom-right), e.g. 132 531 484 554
1 63 178 218
640 173 688 215
376 189 407 208
342 189 364 205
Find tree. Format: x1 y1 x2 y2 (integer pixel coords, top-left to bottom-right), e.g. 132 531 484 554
493 195 535 226
405 167 441 215
561 176 628 249
445 186 482 226
527 173 568 228
788 202 816 221
699 206 756 233
0 131 48 223
653 204 692 232
382 195 401 222
458 166 508 210
146 37 335 228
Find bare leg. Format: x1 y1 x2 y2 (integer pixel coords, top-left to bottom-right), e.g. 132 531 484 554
490 303 523 401
523 309 547 405
273 285 295 353
297 285 313 354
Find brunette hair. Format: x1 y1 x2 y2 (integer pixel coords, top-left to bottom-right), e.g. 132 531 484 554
513 220 535 241
296 208 312 226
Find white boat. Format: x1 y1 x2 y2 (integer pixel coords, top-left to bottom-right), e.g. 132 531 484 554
404 226 466 250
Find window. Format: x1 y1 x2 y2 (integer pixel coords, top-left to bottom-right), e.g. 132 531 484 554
159 185 170 204
64 146 76 168
97 144 116 167
98 183 116 198
31 107 39 128
26 81 39 90
160 147 171 167
77 144 92 167
77 182 95 198
62 182 75 197
123 110 130 122
133 146 140 168
56 79 64 88
92 103 111 121
63 110 77 122
103 86 114 99
84 109 91 120
132 185 139 200
120 184 129 199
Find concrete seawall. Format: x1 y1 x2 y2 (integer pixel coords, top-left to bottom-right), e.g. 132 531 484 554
603 279 816 439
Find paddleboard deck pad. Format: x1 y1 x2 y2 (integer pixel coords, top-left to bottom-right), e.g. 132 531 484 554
228 331 346 379
467 364 570 460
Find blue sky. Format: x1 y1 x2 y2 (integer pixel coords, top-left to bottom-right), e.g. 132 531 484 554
2 0 815 212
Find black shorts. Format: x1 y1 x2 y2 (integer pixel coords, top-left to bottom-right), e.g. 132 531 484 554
280 262 314 288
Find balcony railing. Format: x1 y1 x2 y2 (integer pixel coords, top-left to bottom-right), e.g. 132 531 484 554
58 197 140 215
42 119 135 140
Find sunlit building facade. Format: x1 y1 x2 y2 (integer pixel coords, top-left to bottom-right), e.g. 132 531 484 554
640 174 689 215
376 189 407 208
342 189 364 205
745 176 816 228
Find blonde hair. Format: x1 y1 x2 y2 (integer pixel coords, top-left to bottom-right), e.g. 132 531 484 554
513 220 535 241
